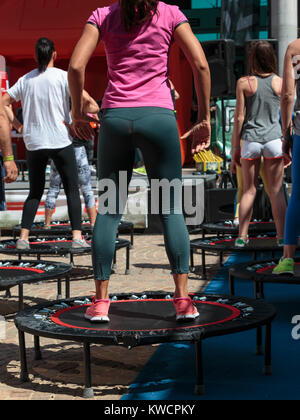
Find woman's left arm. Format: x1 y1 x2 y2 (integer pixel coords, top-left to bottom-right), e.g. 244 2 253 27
68 23 100 139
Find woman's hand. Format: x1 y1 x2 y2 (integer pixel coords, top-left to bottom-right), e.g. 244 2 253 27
71 113 99 141
3 160 18 183
181 120 211 154
282 140 292 168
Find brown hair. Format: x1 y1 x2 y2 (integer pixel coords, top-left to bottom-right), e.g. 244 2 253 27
249 41 278 75
120 0 159 32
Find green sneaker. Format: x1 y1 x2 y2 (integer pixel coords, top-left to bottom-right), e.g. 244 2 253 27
277 239 284 247
272 258 294 275
235 237 249 248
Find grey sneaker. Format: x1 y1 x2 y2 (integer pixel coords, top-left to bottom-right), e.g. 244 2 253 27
16 239 30 250
72 238 90 249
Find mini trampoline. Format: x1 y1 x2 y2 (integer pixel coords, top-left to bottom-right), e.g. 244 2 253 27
202 220 276 237
190 235 297 279
14 292 276 398
0 260 72 310
0 238 131 273
229 257 300 299
13 221 135 246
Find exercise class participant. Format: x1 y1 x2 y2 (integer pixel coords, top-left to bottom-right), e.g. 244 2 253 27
231 40 286 247
68 0 211 322
3 38 93 249
273 39 300 274
0 80 19 198
45 103 99 229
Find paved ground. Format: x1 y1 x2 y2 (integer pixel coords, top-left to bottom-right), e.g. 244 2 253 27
0 233 222 400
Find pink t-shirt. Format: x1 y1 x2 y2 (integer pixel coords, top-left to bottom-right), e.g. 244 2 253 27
87 1 188 110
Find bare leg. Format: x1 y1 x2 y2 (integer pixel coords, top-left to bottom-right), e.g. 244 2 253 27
20 228 30 242
87 206 97 227
94 280 109 300
44 208 54 227
283 245 297 259
263 158 286 239
238 158 261 238
173 274 189 298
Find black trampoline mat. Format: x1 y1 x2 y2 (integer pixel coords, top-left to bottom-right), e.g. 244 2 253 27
51 299 241 332
0 266 45 275
256 263 300 276
192 236 284 251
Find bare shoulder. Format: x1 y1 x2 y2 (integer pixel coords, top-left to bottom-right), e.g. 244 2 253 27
287 39 300 56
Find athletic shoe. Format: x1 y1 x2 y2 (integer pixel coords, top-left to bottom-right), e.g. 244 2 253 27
235 237 249 248
277 239 284 247
272 257 294 275
16 239 30 250
72 238 90 248
85 299 110 322
173 297 199 321
233 219 239 228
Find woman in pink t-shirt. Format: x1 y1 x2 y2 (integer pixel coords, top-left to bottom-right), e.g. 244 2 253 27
68 0 211 322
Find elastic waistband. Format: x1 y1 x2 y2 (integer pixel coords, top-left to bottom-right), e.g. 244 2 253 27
102 107 175 120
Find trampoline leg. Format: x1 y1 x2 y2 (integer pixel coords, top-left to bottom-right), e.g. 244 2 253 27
83 342 94 399
112 251 117 271
253 251 257 261
219 252 224 267
125 246 130 275
194 341 205 395
259 282 265 300
254 281 260 299
65 275 70 299
263 323 272 375
18 330 29 382
229 273 235 296
256 327 264 356
18 283 24 311
5 289 12 299
190 249 195 273
34 336 42 360
202 250 207 280
130 227 134 248
57 279 62 300
70 254 74 266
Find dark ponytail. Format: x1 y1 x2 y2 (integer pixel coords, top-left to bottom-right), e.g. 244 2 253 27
120 0 159 32
35 38 55 73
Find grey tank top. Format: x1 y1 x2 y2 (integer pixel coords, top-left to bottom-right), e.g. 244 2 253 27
294 81 300 135
241 75 282 143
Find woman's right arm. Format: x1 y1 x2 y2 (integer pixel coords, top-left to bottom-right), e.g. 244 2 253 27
230 79 246 173
68 23 100 140
174 23 211 153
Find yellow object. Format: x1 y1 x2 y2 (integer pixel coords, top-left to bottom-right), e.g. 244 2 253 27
3 155 14 162
193 149 223 174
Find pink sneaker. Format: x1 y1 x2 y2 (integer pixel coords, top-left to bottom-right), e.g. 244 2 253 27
173 297 199 321
85 299 110 322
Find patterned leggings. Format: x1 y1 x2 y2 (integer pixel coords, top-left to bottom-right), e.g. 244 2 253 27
46 146 95 210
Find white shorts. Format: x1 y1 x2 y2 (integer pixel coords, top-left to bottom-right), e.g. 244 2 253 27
241 139 283 160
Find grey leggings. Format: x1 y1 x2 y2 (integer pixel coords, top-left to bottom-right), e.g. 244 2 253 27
46 145 95 210
92 107 190 281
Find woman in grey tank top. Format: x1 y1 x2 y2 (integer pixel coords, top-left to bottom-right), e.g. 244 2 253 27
231 40 286 247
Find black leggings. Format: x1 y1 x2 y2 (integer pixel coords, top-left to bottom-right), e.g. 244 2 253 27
92 107 190 281
22 144 82 231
